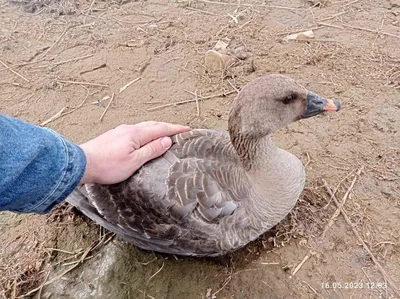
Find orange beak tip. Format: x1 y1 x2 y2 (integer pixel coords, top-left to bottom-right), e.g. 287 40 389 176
324 99 341 112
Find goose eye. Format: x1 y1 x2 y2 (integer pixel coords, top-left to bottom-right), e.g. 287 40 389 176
283 94 296 105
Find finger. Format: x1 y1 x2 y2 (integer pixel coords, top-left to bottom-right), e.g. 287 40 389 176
128 121 185 130
133 122 190 146
133 137 172 167
113 121 159 133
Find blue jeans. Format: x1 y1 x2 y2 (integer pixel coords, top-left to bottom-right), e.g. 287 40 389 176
0 114 86 213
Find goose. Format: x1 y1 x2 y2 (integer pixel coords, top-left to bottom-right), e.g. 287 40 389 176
67 74 340 257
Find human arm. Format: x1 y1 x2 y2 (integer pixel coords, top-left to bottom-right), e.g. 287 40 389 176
0 114 189 213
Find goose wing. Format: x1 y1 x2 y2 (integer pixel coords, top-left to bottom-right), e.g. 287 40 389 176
67 129 250 255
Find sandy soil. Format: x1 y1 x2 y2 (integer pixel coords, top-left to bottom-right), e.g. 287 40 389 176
0 0 399 298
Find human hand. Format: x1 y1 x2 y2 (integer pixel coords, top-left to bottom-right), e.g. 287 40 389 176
79 121 190 184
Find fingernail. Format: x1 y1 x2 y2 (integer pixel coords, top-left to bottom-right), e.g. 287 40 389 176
161 137 172 148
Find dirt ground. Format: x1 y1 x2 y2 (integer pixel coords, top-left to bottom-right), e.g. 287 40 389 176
0 0 399 298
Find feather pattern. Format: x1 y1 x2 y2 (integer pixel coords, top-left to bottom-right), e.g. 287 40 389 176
65 74 327 256
71 129 251 256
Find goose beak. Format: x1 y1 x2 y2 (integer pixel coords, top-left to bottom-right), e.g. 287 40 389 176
301 92 341 118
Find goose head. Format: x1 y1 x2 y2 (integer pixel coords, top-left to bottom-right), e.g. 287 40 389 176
228 74 340 169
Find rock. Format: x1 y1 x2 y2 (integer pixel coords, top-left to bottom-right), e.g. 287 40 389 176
246 59 256 74
231 45 248 60
205 50 237 71
283 30 315 41
213 40 228 53
381 189 392 197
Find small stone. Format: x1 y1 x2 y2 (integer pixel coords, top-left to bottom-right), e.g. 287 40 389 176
283 30 315 41
231 45 248 60
213 40 228 53
246 59 256 74
299 238 307 246
205 50 237 71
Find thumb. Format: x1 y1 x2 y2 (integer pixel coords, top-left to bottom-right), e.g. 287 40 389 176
134 137 172 166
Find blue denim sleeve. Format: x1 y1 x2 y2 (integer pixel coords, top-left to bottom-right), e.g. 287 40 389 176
0 114 87 213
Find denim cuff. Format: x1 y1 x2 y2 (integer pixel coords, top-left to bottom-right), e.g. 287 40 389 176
25 128 87 213
0 124 87 214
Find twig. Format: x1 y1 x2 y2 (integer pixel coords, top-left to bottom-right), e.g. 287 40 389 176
302 280 323 298
323 169 356 209
40 108 67 126
46 248 80 255
19 263 80 297
228 13 239 24
276 26 325 36
99 92 115 122
37 54 93 68
305 152 311 167
15 57 48 67
84 0 96 24
139 256 158 266
193 90 237 100
343 24 400 38
0 59 30 82
37 270 50 299
91 95 110 107
342 0 359 7
80 63 107 75
185 6 217 16
316 11 348 22
146 259 165 284
183 89 198 97
142 259 164 299
118 77 141 94
147 100 194 111
138 290 156 299
373 16 386 45
40 90 90 126
291 38 341 43
163 56 184 65
112 16 163 25
146 90 236 111
53 255 79 266
323 182 400 297
316 22 344 29
362 268 374 299
171 62 198 75
373 241 397 248
227 79 240 93
143 101 162 105
321 166 363 238
291 252 313 276
231 19 253 34
212 276 232 297
58 80 108 87
198 0 304 10
41 25 75 58
63 255 93 266
195 90 200 116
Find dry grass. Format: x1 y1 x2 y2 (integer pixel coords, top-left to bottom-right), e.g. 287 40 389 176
0 260 46 299
273 182 334 247
9 0 77 15
0 203 113 298
0 228 48 299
